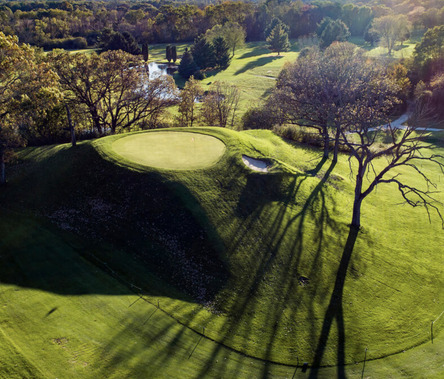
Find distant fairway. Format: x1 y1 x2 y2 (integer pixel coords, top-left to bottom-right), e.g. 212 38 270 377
112 131 226 170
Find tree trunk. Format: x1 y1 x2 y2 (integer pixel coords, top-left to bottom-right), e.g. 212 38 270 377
351 166 364 228
66 104 76 147
90 107 102 135
0 149 6 185
332 127 341 162
351 195 362 228
323 129 330 159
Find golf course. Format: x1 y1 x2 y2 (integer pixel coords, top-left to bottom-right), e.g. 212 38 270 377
1 125 443 378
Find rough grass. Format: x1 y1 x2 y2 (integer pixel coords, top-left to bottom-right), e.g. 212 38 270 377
1 128 443 377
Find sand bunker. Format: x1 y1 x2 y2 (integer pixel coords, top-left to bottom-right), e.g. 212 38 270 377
242 155 269 172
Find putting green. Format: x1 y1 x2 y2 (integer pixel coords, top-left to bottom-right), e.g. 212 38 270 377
112 131 226 170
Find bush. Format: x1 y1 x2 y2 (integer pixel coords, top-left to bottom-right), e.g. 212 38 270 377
276 125 324 146
241 107 275 130
42 37 88 50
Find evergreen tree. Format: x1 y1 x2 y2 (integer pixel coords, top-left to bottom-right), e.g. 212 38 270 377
166 45 172 63
265 18 289 40
318 18 350 48
104 31 141 55
191 35 214 69
171 46 177 63
142 43 149 62
213 37 231 69
266 24 290 56
178 48 198 79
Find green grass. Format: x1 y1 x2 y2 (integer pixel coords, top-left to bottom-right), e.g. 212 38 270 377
350 36 420 60
111 131 226 170
200 41 299 115
1 128 443 377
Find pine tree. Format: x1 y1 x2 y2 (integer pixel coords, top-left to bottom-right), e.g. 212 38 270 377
178 48 198 79
166 45 172 63
266 23 290 56
171 46 177 63
142 43 149 62
191 35 214 69
213 37 231 69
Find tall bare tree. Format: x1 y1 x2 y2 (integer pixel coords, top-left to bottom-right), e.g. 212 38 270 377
342 100 444 228
272 42 443 228
177 76 203 127
200 81 240 128
273 43 395 162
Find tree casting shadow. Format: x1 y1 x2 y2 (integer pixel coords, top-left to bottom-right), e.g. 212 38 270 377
309 225 360 379
235 56 283 75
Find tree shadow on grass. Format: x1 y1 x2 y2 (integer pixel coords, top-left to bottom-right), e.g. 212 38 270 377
2 143 362 378
234 56 283 76
237 46 271 60
308 225 360 379
93 157 353 378
91 157 356 379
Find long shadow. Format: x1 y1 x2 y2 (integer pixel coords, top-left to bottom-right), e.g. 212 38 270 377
0 143 228 301
193 159 340 378
308 225 360 379
91 155 339 377
234 56 283 75
3 141 357 378
237 46 270 60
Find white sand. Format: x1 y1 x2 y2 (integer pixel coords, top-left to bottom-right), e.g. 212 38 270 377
242 155 269 172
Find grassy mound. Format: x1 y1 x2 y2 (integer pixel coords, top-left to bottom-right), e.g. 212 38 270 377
112 131 226 170
0 128 443 377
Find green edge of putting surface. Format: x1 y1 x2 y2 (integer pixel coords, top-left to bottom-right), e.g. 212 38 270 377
112 131 226 170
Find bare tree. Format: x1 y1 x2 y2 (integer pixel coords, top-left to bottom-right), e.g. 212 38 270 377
177 76 203 127
273 43 396 162
342 100 444 228
200 81 240 128
273 42 443 228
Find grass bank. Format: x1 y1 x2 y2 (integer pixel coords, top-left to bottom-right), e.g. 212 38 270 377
0 128 443 377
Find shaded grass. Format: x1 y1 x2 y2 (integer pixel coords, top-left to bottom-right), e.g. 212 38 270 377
1 128 443 378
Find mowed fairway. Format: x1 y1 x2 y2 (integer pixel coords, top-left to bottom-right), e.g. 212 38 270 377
112 131 226 170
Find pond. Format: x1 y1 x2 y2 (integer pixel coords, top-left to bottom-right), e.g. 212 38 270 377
147 62 177 80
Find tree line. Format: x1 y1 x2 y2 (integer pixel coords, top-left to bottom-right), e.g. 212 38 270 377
1 0 442 50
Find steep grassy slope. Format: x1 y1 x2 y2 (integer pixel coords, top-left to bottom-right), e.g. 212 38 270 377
0 128 443 377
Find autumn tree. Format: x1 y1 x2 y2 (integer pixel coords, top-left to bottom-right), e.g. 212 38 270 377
370 15 412 55
205 22 246 57
51 50 178 135
0 32 61 184
177 76 203 127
